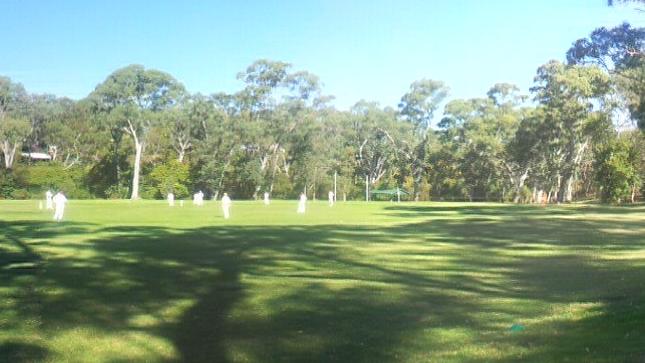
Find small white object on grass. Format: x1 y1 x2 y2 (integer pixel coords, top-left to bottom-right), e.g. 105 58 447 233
264 192 270 206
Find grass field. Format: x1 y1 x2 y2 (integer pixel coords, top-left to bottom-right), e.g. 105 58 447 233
1 200 644 362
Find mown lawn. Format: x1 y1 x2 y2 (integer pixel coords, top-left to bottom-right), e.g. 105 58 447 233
1 200 644 362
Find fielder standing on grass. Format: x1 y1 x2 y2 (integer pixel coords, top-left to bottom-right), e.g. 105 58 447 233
297 192 307 214
45 190 54 210
221 193 232 219
52 190 67 222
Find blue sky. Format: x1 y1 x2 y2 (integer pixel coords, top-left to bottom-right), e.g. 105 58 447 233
0 0 642 110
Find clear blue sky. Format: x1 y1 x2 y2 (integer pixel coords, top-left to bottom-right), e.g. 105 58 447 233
0 0 642 110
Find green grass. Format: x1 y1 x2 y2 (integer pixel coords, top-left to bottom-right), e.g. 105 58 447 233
1 200 644 362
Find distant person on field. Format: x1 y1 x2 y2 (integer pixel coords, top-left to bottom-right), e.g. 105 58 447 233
52 191 67 222
297 192 307 214
168 192 175 207
193 191 204 206
328 191 335 207
264 192 270 206
45 190 54 210
221 193 232 219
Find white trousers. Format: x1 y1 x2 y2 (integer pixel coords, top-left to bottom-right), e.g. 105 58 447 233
53 207 65 221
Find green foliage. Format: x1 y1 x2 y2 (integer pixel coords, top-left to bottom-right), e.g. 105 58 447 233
0 170 19 198
13 163 92 199
595 136 642 203
147 160 190 199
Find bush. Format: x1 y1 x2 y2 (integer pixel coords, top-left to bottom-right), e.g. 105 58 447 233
147 160 190 199
0 171 20 199
15 163 92 199
595 138 641 203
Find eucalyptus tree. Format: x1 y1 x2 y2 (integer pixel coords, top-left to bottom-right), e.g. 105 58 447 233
436 84 525 201
398 79 449 200
162 95 211 163
234 59 327 198
191 94 240 198
0 76 30 169
567 23 644 130
41 99 100 167
529 60 614 202
348 101 412 192
89 65 185 199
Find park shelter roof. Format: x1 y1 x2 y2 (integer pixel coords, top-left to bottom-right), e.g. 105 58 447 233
21 152 52 160
370 188 410 195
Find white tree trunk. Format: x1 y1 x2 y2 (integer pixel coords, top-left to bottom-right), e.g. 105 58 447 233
178 149 185 163
565 176 574 202
131 141 143 200
2 141 17 169
124 120 144 200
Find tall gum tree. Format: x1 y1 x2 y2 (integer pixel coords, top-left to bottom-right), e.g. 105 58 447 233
567 22 644 130
398 79 449 200
530 60 613 202
89 65 185 199
0 76 30 169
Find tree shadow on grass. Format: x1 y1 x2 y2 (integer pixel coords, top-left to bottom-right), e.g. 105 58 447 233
0 341 49 363
1 206 645 362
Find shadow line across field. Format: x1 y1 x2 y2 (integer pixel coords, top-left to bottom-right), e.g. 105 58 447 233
1 203 644 362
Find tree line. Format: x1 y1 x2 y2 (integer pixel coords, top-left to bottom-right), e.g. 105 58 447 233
0 23 643 203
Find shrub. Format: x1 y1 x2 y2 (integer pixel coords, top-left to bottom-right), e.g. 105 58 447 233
147 160 190 199
16 163 92 199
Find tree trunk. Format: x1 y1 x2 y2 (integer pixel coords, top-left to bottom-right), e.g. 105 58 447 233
565 175 574 202
512 167 530 203
2 141 17 169
131 141 143 200
178 149 185 163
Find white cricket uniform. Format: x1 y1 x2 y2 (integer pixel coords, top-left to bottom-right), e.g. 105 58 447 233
46 190 54 210
221 195 232 219
52 193 67 221
264 192 270 206
168 193 175 207
297 194 307 214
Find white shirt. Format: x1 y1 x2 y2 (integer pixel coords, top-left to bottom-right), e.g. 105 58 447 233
53 193 67 207
221 196 231 207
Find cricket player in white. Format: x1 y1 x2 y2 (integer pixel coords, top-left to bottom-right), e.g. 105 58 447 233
297 192 307 214
221 193 232 219
193 191 201 205
328 191 335 207
52 191 67 222
168 192 175 207
264 192 270 206
45 190 54 210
